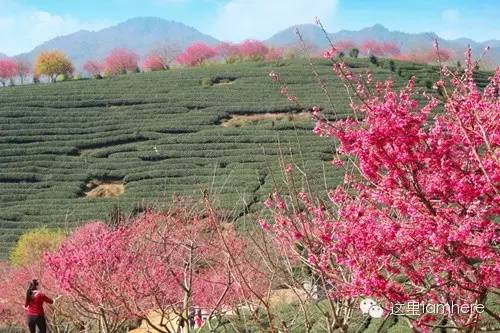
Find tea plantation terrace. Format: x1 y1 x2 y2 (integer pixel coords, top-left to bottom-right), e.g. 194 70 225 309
0 58 491 257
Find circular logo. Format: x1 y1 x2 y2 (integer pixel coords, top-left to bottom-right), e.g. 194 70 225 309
360 298 384 318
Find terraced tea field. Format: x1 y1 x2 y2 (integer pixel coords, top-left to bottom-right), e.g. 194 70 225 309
0 58 491 258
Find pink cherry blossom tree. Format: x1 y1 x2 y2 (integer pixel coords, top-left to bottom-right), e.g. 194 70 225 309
333 40 356 53
265 44 499 332
142 44 181 72
175 42 217 67
0 58 18 86
15 59 31 84
104 48 139 75
46 200 267 333
0 260 80 332
381 41 401 56
83 60 105 78
238 40 269 60
360 39 400 56
214 42 241 63
45 222 132 333
396 48 453 64
265 47 285 61
142 53 168 71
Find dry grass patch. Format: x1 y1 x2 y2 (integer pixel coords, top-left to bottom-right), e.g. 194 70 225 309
85 180 124 198
79 147 101 157
221 112 311 127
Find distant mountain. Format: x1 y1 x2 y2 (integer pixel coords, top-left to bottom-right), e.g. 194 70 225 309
16 17 220 68
0 52 6 59
267 24 500 65
6 19 499 69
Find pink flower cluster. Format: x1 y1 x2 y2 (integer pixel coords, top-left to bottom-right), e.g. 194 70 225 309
320 39 401 58
0 58 20 86
83 48 139 77
264 48 499 330
45 204 266 324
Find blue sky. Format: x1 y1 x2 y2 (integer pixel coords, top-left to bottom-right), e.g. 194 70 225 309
0 0 498 55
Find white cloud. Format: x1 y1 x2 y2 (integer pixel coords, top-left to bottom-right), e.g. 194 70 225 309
0 0 108 56
441 9 460 23
210 0 338 42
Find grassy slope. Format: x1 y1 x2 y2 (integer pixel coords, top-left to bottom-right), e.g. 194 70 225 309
0 58 491 258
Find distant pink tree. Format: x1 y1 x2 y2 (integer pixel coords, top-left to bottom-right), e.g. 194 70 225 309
146 44 181 68
360 39 400 56
381 41 400 55
142 53 168 71
176 42 217 67
360 39 379 55
395 48 453 63
83 59 104 78
265 47 284 61
104 48 139 75
425 47 453 62
334 40 356 52
238 40 268 60
0 58 18 86
15 59 31 84
215 42 241 62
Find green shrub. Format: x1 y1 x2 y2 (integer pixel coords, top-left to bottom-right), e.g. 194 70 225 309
10 227 66 266
200 77 213 88
349 48 359 58
389 60 396 72
56 74 69 82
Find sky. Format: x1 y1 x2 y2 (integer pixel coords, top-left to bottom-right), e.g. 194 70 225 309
0 0 499 56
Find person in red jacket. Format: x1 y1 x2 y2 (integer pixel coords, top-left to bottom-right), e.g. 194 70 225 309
24 279 57 333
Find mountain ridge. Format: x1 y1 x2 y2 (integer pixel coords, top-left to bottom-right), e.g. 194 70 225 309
5 18 499 67
266 23 499 65
15 17 220 67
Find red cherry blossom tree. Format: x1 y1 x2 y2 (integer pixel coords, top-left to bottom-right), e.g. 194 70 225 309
142 53 168 71
45 222 132 333
83 60 104 78
0 260 80 332
104 48 139 75
0 262 16 328
396 48 453 64
381 41 400 56
15 59 31 84
265 47 285 61
214 42 241 62
46 201 267 333
360 39 400 56
0 58 18 86
334 40 356 52
238 40 269 60
175 42 217 67
143 44 181 72
265 45 499 331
